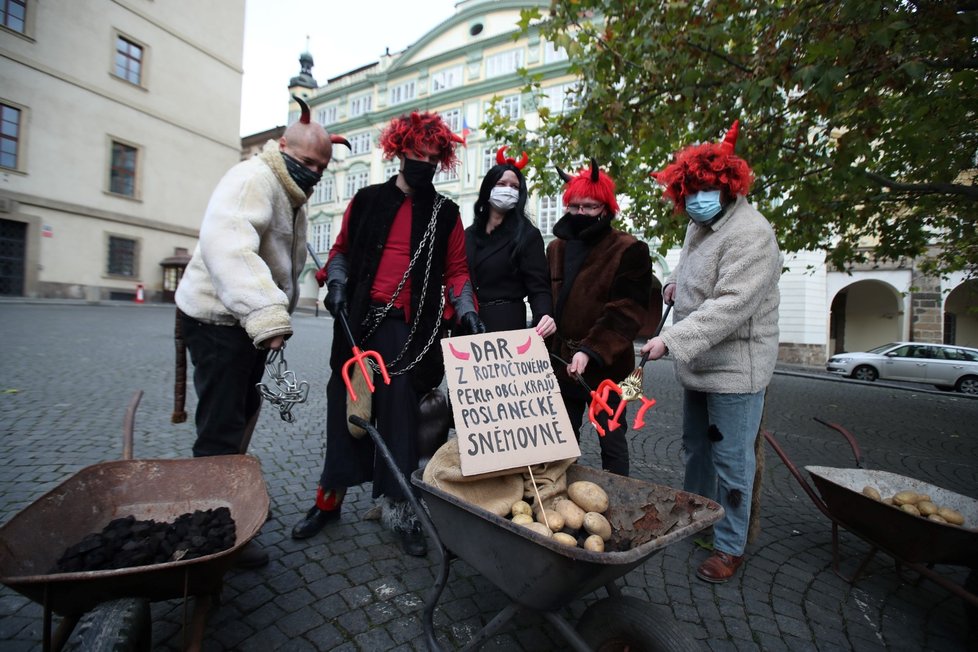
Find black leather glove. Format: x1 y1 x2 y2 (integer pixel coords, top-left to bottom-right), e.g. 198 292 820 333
460 311 486 335
324 281 347 318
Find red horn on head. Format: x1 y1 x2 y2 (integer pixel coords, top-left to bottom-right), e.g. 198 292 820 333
496 146 508 165
721 119 739 154
514 151 528 170
292 94 311 125
451 132 466 144
554 165 572 183
410 112 422 125
330 134 351 150
590 157 599 183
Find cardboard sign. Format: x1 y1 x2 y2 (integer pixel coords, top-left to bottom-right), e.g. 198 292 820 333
442 328 580 476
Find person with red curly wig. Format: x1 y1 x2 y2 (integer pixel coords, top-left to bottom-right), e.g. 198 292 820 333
294 111 484 557
641 120 782 583
547 159 652 477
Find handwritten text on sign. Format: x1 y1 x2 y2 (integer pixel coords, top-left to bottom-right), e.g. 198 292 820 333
442 329 580 476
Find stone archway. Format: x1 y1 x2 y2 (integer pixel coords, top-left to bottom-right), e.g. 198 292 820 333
944 279 978 347
829 280 904 354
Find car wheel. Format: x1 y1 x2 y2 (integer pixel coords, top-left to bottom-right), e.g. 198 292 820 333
955 375 978 395
852 365 878 382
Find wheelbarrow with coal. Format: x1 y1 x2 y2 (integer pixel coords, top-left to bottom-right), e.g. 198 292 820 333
764 419 978 612
0 391 270 651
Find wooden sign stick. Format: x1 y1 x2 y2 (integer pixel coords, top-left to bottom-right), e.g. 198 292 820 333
526 465 551 531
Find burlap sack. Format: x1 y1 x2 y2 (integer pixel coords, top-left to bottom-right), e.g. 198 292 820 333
346 367 372 438
422 437 577 517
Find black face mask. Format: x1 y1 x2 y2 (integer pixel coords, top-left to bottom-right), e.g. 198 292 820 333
401 157 437 190
281 152 322 193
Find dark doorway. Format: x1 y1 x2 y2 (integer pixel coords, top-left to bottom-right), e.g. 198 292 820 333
0 218 26 296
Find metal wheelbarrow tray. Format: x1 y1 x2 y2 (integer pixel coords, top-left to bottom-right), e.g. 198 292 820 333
764 419 978 611
0 392 270 650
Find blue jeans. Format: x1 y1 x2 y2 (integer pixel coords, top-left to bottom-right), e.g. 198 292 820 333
682 388 765 557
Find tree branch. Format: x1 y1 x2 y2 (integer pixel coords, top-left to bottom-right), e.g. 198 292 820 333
685 40 754 74
864 172 978 200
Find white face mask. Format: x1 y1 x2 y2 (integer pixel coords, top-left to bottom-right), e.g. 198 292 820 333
488 186 519 211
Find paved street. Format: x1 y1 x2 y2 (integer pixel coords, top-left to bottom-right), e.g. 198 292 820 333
1 302 976 651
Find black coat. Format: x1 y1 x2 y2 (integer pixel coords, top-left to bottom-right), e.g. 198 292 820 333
465 217 553 333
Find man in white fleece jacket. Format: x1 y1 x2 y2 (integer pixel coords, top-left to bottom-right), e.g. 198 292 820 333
641 120 782 583
175 98 346 567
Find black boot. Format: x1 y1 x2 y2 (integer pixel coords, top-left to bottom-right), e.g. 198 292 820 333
291 504 341 539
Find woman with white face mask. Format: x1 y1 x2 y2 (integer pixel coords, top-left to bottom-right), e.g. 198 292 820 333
464 147 556 336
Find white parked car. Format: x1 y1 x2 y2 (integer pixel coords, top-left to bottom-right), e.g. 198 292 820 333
825 342 978 395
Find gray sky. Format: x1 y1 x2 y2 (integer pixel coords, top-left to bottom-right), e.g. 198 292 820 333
240 0 459 136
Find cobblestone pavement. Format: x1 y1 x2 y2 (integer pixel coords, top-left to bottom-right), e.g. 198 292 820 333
1 302 976 651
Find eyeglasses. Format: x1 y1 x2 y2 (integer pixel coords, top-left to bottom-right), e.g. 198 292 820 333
566 202 604 215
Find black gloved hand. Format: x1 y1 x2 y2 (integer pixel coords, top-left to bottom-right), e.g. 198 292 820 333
460 311 486 335
324 281 347 318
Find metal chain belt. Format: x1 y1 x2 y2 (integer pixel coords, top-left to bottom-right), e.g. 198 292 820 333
256 344 309 423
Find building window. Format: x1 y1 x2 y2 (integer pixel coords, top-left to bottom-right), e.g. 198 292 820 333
540 82 577 114
434 167 459 184
310 221 332 254
349 93 373 117
114 35 143 85
441 108 462 133
349 132 372 156
485 48 523 78
482 146 499 175
431 65 463 93
543 41 568 64
317 106 337 124
107 235 137 277
389 80 416 106
383 161 400 179
312 176 334 204
487 95 521 121
345 170 370 198
1 0 26 33
109 140 138 197
538 195 562 237
0 103 21 170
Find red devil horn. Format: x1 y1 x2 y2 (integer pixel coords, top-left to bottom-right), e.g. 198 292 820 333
554 165 572 183
590 157 599 183
721 119 739 154
496 146 508 165
292 94 311 125
514 151 528 170
451 132 466 145
330 134 351 150
410 112 422 125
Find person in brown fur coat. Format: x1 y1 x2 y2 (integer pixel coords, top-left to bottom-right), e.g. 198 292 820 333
547 159 652 476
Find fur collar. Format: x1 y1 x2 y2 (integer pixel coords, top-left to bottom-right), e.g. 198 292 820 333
258 140 308 208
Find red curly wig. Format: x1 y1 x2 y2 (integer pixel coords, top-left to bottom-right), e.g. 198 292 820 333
379 111 462 170
558 159 620 215
652 120 754 213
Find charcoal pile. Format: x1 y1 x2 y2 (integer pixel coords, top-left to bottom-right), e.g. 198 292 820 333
52 507 236 573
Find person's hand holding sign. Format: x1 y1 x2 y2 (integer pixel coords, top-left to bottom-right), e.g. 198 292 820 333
535 314 556 338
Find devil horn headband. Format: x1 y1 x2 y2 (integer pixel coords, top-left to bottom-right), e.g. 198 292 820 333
589 157 600 183
496 146 528 170
554 165 572 184
721 119 739 154
292 94 311 124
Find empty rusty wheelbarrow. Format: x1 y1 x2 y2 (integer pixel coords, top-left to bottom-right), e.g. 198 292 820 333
764 419 978 610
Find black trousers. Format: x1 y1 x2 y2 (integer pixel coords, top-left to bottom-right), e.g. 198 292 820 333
560 380 630 476
319 313 423 501
180 312 268 457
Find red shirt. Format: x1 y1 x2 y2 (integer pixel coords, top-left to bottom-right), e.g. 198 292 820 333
329 194 470 321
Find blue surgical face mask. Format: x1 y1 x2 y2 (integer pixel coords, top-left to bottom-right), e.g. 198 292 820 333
685 190 723 223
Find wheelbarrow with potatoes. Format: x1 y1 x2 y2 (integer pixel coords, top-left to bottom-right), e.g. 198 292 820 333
764 419 978 613
0 391 270 651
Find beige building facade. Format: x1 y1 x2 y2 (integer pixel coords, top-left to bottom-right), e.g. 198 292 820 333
0 0 245 301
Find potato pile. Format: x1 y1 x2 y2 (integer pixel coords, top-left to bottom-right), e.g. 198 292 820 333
861 485 966 526
509 481 613 552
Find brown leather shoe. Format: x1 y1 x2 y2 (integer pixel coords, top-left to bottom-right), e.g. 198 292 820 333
696 551 744 583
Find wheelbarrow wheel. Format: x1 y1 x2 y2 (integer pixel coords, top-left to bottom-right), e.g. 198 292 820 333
63 598 151 652
577 596 698 652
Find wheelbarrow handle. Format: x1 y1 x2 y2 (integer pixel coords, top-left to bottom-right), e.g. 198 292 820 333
812 417 864 469
762 429 834 521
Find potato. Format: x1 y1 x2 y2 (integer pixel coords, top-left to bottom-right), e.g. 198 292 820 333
521 521 553 537
927 514 948 524
900 503 920 516
917 501 938 516
584 534 605 552
567 481 609 513
536 508 565 533
937 507 965 526
861 486 881 501
918 494 931 503
512 513 534 525
554 497 586 530
893 491 920 506
882 497 894 506
511 500 533 517
552 532 578 547
583 512 612 542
